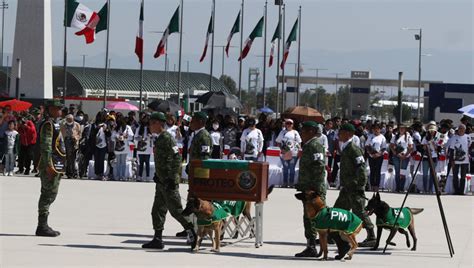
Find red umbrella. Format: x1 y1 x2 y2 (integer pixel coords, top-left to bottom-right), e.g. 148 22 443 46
0 99 33 112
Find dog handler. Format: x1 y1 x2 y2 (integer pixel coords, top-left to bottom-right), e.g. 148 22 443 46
294 121 327 257
334 123 377 248
142 112 197 250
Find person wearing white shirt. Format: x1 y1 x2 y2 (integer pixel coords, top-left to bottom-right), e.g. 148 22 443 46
112 118 134 181
134 116 154 181
448 124 471 195
275 119 302 187
240 118 264 161
365 123 387 192
165 114 182 143
210 120 223 159
390 124 413 192
421 123 441 193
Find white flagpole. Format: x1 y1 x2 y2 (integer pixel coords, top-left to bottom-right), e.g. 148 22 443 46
209 0 215 92
103 0 111 108
177 0 184 105
262 1 267 108
63 0 68 104
238 0 244 101
139 0 144 113
296 6 301 106
276 2 282 116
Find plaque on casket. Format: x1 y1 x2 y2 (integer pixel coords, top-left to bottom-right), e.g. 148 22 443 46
189 160 269 203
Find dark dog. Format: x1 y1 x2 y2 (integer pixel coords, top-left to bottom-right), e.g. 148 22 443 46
295 191 363 260
365 192 423 251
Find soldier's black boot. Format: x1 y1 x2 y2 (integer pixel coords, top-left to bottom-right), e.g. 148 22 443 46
358 228 377 247
295 239 319 257
330 233 351 260
186 229 197 250
175 229 188 237
142 230 165 249
35 215 60 237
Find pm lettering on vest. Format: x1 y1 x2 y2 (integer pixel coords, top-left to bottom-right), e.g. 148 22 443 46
393 209 405 219
331 210 348 222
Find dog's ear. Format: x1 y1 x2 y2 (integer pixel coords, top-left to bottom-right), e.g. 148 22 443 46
375 191 380 200
295 192 305 201
310 191 319 199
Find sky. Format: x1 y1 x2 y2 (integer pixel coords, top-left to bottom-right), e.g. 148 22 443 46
2 0 473 94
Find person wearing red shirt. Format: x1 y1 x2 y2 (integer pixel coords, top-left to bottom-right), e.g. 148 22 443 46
16 118 37 175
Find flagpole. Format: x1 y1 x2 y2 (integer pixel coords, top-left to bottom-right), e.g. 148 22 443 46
238 0 244 101
275 2 282 116
63 0 68 104
209 0 215 92
296 6 301 106
139 0 144 113
177 0 184 106
103 0 111 109
281 4 286 112
262 1 267 109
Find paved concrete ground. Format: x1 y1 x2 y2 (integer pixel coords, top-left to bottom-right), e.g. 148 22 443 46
1 176 472 267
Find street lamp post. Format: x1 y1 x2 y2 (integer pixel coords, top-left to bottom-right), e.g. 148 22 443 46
402 27 422 120
81 54 87 76
0 0 8 70
309 68 327 110
214 45 236 77
330 72 344 117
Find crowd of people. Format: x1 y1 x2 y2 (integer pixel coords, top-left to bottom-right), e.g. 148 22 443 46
0 103 473 195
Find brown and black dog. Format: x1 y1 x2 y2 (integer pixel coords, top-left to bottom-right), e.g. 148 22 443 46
365 192 423 251
295 191 363 260
182 197 252 252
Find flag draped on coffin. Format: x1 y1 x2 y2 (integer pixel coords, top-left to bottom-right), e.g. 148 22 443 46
225 11 240 57
154 6 180 59
135 0 144 63
238 16 264 61
199 15 213 62
269 21 281 67
280 18 298 70
65 0 100 44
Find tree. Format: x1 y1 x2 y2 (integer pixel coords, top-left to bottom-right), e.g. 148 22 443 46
219 75 237 95
392 104 412 123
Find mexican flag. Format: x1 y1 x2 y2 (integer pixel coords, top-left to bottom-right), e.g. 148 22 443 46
238 16 264 61
154 6 180 59
269 21 281 67
225 11 240 57
65 0 100 44
199 15 214 62
95 2 108 34
280 18 298 70
135 0 144 63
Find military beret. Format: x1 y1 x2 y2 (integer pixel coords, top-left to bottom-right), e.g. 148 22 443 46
45 99 62 108
150 112 167 122
302 121 319 130
193 111 208 121
340 123 356 132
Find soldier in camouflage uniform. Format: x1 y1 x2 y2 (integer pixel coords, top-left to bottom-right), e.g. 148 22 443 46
294 121 327 257
188 112 212 162
142 112 196 250
334 123 376 247
36 99 65 237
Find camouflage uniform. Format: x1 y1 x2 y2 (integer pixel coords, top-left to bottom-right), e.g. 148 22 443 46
189 128 212 161
334 139 374 230
36 99 65 237
296 136 327 241
151 130 193 231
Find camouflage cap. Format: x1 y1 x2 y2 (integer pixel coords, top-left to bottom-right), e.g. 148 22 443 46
150 112 167 122
302 121 319 130
340 123 356 132
193 111 208 122
45 99 62 108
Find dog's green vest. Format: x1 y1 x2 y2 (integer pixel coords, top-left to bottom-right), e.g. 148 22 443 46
311 207 362 234
376 207 412 229
196 201 246 226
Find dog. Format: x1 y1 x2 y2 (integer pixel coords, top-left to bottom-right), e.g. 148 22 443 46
365 192 423 251
182 197 253 252
182 186 274 252
295 191 363 260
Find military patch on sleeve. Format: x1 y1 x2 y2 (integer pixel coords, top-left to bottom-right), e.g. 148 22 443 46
172 146 179 154
313 153 324 161
355 155 365 165
201 145 211 153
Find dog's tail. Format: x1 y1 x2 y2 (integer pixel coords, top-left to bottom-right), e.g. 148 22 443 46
410 208 424 215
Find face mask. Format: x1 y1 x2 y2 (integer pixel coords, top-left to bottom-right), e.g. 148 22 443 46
213 124 219 130
66 121 74 126
76 116 83 122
